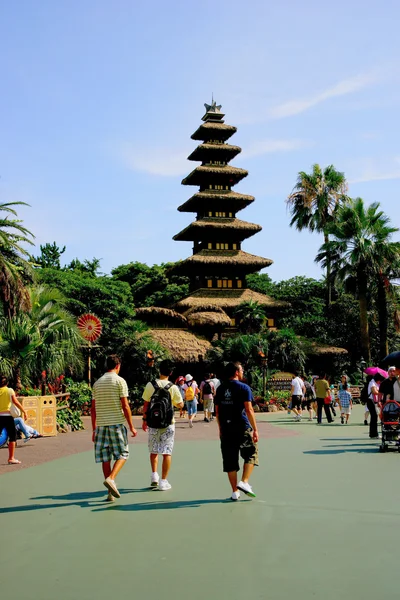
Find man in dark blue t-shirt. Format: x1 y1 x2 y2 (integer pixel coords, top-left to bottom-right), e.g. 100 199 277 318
214 361 259 501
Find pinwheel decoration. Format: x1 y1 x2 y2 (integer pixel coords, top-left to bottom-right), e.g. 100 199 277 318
77 314 102 343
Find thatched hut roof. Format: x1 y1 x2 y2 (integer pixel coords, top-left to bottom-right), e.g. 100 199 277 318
169 250 272 274
182 165 248 186
306 342 348 356
174 288 289 311
147 328 211 362
173 218 262 241
178 191 254 214
191 121 237 142
188 143 242 162
135 307 187 327
187 310 231 328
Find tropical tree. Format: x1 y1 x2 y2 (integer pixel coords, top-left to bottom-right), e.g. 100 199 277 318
234 300 266 334
0 285 83 388
286 164 348 305
267 328 306 372
0 201 34 316
33 241 66 269
316 198 400 362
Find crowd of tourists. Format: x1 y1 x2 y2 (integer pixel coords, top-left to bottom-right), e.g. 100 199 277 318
289 367 400 439
3 351 400 502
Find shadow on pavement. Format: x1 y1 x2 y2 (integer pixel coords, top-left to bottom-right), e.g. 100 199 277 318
0 492 238 514
304 447 378 455
92 497 243 512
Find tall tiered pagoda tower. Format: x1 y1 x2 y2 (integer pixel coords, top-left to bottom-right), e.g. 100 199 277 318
170 100 284 327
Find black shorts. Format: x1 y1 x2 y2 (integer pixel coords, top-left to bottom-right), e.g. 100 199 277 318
302 399 313 410
0 415 17 442
220 428 259 473
291 395 302 410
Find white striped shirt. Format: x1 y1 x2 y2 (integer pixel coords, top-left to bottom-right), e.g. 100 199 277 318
93 372 128 426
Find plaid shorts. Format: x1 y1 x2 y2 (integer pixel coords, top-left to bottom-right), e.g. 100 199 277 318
148 425 175 455
94 424 129 463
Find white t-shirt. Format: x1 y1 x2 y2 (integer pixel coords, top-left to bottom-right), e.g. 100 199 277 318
368 379 379 400
393 380 400 402
291 377 304 396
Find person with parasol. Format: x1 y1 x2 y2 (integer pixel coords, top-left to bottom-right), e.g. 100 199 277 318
364 367 388 439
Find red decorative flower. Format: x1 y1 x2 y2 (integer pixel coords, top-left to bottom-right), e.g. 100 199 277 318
77 314 102 342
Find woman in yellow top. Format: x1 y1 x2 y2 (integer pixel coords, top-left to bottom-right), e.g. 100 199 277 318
0 375 28 464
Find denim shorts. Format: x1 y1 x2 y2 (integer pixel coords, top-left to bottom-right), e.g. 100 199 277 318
187 400 197 416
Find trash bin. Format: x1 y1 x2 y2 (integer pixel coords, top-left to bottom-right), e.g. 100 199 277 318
20 395 58 437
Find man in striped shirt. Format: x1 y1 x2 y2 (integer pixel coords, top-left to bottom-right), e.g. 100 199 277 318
91 354 137 501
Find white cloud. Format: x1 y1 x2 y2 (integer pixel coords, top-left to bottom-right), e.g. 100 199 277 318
118 138 312 176
241 138 312 159
268 71 381 119
349 157 400 184
120 144 189 176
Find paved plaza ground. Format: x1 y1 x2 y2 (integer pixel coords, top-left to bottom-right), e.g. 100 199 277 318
1 406 398 600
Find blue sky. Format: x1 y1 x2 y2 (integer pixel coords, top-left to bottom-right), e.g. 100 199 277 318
1 0 399 282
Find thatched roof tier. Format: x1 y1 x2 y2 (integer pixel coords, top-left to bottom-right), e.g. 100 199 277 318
188 143 242 162
169 250 272 275
147 328 212 362
178 191 254 214
173 218 262 242
187 311 231 328
191 121 237 142
182 165 248 187
134 307 187 327
184 305 228 317
174 288 288 311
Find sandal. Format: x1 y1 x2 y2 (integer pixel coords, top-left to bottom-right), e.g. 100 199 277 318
8 459 21 465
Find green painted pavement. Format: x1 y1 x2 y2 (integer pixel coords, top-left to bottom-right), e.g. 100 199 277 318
1 406 398 600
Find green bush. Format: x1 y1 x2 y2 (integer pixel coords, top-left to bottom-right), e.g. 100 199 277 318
57 408 84 432
64 379 92 411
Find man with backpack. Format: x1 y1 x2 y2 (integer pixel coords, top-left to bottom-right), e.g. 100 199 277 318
200 374 216 422
142 360 183 490
183 374 199 428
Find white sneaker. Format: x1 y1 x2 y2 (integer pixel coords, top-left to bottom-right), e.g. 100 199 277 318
237 480 256 498
150 472 159 488
103 477 120 498
231 490 241 501
189 421 193 428
159 479 172 491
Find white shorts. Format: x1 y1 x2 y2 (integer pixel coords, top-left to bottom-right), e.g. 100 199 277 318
341 407 351 415
148 425 175 455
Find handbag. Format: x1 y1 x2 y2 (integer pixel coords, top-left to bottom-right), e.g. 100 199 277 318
324 397 331 405
10 403 21 418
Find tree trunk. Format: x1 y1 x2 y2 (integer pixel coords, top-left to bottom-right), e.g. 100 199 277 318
358 270 371 362
324 232 332 308
14 366 22 392
377 275 389 359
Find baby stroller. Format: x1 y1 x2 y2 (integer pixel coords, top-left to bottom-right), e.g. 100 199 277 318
379 400 400 452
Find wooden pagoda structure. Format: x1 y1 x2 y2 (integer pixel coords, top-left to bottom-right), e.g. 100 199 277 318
169 99 287 327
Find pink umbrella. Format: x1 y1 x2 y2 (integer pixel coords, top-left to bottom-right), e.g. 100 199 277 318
364 366 388 378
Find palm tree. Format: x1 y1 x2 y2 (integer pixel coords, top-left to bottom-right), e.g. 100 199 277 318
286 164 348 305
316 198 400 362
234 300 266 334
0 201 35 316
374 255 400 358
0 285 83 388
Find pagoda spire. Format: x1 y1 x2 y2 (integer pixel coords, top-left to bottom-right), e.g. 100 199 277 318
169 101 273 300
